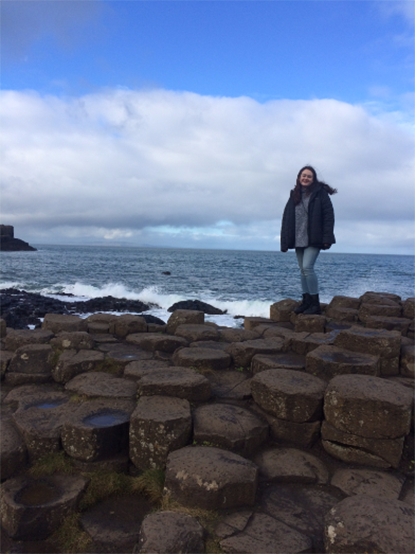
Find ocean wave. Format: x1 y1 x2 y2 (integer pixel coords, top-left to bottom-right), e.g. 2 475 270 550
10 280 272 321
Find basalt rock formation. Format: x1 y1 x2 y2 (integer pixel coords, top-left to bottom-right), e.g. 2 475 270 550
0 225 36 251
0 291 414 553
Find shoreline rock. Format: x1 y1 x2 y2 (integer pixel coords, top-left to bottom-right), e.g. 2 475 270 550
0 291 414 553
0 225 36 251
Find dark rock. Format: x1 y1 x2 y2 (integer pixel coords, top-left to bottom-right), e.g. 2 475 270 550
261 484 342 552
321 421 405 468
0 419 28 480
138 511 204 554
0 289 151 330
127 332 188 353
225 337 287 368
73 295 150 314
108 314 147 338
174 323 220 342
129 395 192 470
251 368 327 423
172 346 231 371
330 468 403 499
142 314 166 326
52 349 105 384
193 403 268 455
138 366 211 402
324 495 414 553
65 372 138 399
254 447 329 484
81 494 152 553
0 237 37 251
324 374 413 439
12 392 72 461
164 446 258 510
61 398 135 462
167 299 225 315
1 474 88 540
220 512 312 554
205 370 251 400
166 309 204 334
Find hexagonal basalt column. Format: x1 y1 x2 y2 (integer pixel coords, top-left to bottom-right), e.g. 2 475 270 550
225 338 287 369
137 366 210 402
166 309 204 334
322 374 413 467
251 368 327 423
138 511 204 554
108 314 147 338
65 371 137 400
129 395 192 470
324 496 414 554
172 347 231 371
127 333 188 353
305 345 380 380
11 392 72 461
52 349 106 384
61 399 135 462
334 326 401 376
164 446 258 510
42 313 88 333
1 474 88 540
193 404 268 456
0 419 27 480
6 344 55 385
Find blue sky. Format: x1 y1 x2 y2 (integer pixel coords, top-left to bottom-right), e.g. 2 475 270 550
1 0 414 254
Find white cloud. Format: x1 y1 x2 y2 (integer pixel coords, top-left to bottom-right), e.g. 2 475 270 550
376 0 415 26
0 88 414 254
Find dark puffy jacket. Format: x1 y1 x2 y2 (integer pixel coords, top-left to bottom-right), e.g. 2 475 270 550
280 184 335 251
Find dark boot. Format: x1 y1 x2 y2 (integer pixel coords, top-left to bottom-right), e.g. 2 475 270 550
294 293 311 314
303 294 321 315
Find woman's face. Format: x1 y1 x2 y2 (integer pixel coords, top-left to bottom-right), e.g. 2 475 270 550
299 169 314 187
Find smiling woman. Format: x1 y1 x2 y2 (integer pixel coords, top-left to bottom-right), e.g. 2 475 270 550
280 166 337 314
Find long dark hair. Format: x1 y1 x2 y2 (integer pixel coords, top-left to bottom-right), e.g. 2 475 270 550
293 165 337 205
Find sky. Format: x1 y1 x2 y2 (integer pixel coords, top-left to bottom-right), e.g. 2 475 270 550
0 0 414 255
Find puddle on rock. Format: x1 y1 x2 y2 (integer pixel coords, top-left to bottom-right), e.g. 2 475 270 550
83 410 129 428
111 353 138 360
33 399 67 409
15 482 60 506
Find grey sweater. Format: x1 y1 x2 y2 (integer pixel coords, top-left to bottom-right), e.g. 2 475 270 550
295 188 311 247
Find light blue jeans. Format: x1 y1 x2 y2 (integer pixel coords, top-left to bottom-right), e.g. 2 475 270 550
295 247 320 295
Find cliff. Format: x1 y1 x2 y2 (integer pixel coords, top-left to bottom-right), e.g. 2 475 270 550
0 225 36 251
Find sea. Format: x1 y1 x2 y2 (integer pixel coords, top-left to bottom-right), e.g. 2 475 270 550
1 245 414 328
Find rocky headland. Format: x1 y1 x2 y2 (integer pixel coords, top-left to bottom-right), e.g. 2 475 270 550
1 291 414 553
0 225 36 252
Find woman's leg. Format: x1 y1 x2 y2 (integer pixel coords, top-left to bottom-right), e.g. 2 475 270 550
295 248 309 294
301 246 321 295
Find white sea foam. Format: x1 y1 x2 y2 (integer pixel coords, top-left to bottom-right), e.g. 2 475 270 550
0 281 22 290
43 282 270 317
37 281 271 327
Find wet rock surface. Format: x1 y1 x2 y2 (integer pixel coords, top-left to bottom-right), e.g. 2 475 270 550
0 288 151 329
0 289 414 554
167 299 225 314
1 474 88 540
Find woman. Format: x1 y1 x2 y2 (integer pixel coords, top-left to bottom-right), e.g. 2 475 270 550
280 166 337 314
